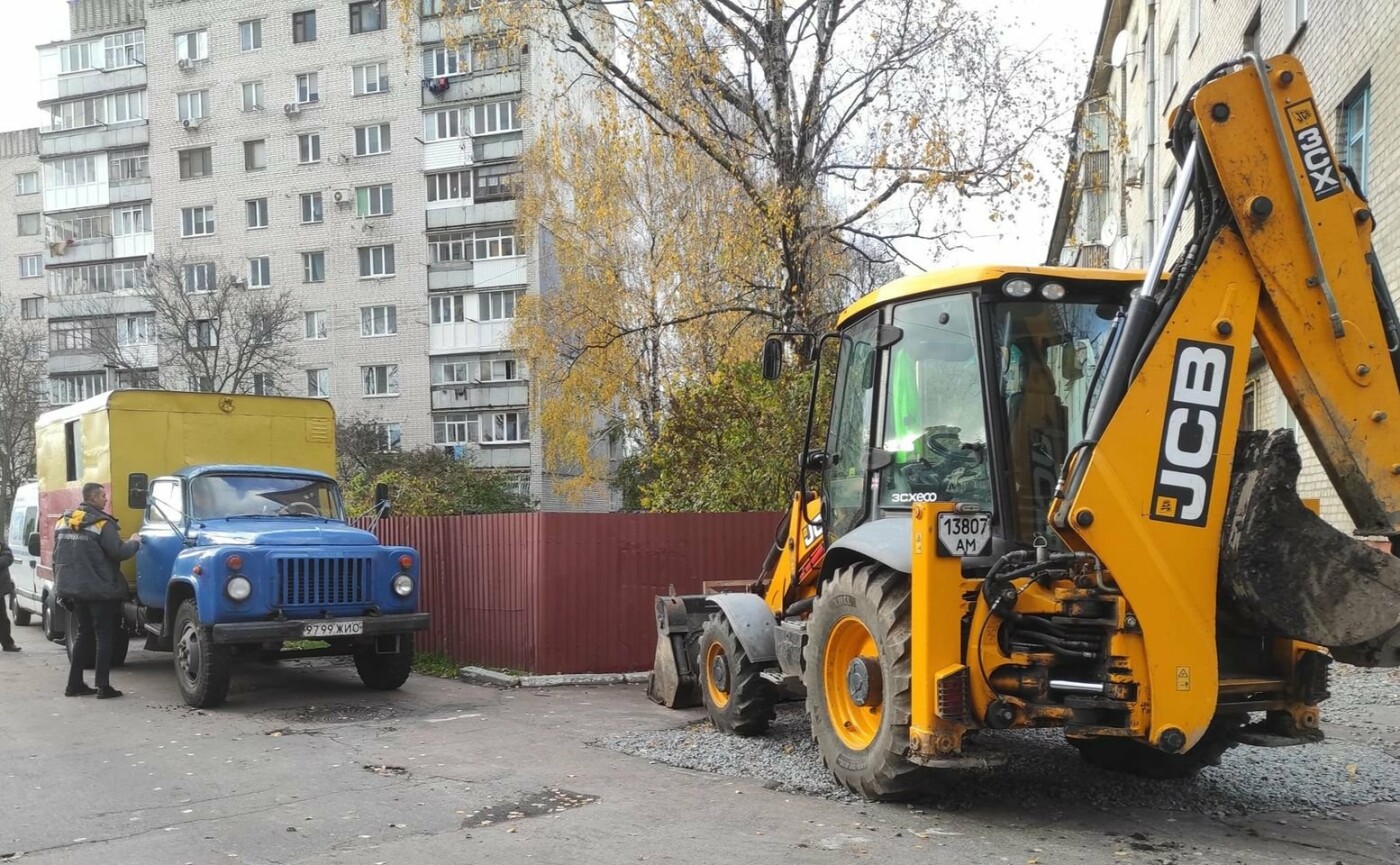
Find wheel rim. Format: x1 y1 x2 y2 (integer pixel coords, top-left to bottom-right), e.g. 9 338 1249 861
176 621 202 686
704 640 731 708
823 615 882 751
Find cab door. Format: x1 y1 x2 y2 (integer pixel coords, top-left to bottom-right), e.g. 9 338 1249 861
136 477 186 607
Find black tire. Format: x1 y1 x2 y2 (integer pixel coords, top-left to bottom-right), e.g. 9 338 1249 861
354 634 414 690
1070 716 1245 779
697 613 778 736
173 600 232 708
12 596 31 627
805 563 933 801
42 595 64 643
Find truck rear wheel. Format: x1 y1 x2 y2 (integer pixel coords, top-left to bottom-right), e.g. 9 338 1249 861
1070 716 1245 779
698 613 777 736
43 595 64 643
354 634 414 690
174 600 232 708
805 563 933 801
11 596 31 627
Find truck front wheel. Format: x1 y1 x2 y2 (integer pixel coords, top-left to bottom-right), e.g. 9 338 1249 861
354 635 414 690
174 600 232 708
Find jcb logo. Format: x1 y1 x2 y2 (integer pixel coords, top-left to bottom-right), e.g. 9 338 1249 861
1151 341 1233 526
1287 99 1341 201
801 514 823 549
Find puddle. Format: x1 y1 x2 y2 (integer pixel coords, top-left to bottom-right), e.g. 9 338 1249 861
462 788 599 828
276 703 401 725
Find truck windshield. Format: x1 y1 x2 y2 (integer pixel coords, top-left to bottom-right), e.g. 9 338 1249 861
188 475 345 521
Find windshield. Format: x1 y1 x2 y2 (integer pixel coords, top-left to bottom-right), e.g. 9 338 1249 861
992 300 1117 542
188 474 345 521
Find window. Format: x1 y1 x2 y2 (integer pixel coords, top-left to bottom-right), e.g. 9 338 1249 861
19 255 41 279
1343 81 1371 194
354 123 391 156
302 251 326 283
429 230 471 263
431 356 519 383
51 373 107 406
114 261 144 291
353 62 389 95
430 295 468 324
1242 8 1261 54
113 204 150 236
296 72 320 105
298 132 322 164
46 156 98 188
361 305 397 336
242 82 265 112
293 10 317 44
49 212 109 242
356 184 394 217
1188 0 1202 48
471 38 516 73
183 262 216 293
424 107 464 141
350 1 384 34
427 170 470 203
252 373 276 396
473 226 520 259
483 411 526 443
16 172 37 195
475 163 521 201
110 150 148 182
423 46 464 78
300 192 324 224
1162 27 1178 104
378 423 402 452
239 19 263 52
59 43 93 74
188 376 216 393
181 206 216 238
117 369 157 389
362 364 399 396
244 139 268 171
50 264 114 295
21 298 43 320
16 214 40 236
307 368 330 397
358 245 396 277
1284 0 1308 40
1240 382 1258 432
174 30 209 63
434 412 470 445
248 257 271 288
49 97 102 131
178 90 210 122
304 310 328 339
50 319 104 353
246 198 269 229
117 315 154 347
422 0 444 15
479 289 520 321
179 147 213 179
104 31 144 68
471 99 521 135
104 91 146 124
189 319 219 349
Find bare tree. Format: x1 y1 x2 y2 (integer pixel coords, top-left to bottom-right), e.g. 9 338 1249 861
76 251 300 394
0 304 46 513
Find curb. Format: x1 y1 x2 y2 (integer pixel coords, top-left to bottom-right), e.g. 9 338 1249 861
459 666 650 689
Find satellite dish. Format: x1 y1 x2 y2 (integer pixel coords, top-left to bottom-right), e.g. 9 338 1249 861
1109 234 1133 269
1109 31 1130 69
1100 215 1119 246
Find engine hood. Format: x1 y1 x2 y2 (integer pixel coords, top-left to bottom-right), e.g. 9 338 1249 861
191 518 380 548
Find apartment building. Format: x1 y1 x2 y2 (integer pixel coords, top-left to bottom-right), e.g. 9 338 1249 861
28 0 618 510
1048 0 1395 536
0 130 43 319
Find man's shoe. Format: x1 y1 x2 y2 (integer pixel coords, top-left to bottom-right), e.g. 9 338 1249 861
1 644 19 652
96 687 123 700
65 684 97 697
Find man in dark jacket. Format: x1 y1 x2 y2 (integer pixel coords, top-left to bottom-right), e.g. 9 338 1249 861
0 544 18 652
54 482 140 698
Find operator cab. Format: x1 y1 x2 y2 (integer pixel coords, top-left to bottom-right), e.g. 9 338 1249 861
810 266 1146 564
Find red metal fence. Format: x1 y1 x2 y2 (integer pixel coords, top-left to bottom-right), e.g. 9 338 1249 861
371 512 783 674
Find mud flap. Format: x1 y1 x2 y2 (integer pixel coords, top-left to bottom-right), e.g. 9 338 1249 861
1219 430 1400 666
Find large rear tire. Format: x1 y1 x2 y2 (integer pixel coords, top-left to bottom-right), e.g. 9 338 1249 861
174 600 232 708
805 563 933 801
1070 716 1245 779
698 613 777 736
354 634 414 690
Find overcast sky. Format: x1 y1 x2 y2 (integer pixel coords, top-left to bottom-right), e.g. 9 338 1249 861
0 2 70 131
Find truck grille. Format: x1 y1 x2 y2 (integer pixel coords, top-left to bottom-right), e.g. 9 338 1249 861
276 557 371 607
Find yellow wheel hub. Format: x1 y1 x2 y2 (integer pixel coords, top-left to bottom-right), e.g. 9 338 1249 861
704 639 731 709
823 615 883 750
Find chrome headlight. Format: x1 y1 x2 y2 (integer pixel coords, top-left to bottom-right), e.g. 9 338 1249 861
1003 278 1034 298
1040 282 1067 300
392 574 415 597
226 575 252 601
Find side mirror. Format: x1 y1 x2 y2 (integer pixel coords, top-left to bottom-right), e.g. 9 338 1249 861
26 532 39 558
761 336 784 381
374 482 392 518
803 450 829 472
127 473 149 510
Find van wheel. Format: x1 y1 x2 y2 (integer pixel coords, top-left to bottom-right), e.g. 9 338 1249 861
43 596 64 643
11 596 31 627
354 635 414 690
173 600 232 708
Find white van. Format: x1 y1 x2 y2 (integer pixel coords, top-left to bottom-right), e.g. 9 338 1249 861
6 482 41 630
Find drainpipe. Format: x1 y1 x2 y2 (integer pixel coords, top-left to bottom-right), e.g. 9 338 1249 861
1143 0 1157 263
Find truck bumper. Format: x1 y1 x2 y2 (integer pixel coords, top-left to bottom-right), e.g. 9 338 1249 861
210 613 430 644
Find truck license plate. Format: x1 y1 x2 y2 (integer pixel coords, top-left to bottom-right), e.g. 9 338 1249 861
301 620 364 638
936 512 992 558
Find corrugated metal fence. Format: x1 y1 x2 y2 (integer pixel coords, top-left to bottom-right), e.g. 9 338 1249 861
370 512 783 674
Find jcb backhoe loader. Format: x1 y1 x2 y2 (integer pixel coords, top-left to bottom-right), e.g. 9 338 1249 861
647 53 1400 800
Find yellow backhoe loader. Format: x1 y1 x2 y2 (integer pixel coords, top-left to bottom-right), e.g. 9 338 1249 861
647 53 1400 799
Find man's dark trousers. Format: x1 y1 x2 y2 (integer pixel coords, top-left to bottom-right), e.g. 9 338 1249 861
66 600 119 689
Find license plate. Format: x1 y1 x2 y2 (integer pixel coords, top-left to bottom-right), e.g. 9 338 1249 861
936 512 992 558
301 620 364 638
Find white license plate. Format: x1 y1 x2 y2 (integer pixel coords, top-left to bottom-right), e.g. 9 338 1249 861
301 620 364 638
936 512 992 558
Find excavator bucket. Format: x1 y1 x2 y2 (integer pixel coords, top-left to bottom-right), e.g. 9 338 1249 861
1220 430 1400 666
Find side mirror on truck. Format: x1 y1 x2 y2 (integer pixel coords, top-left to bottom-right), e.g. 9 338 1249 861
761 336 784 381
26 532 38 558
128 473 149 510
374 482 392 519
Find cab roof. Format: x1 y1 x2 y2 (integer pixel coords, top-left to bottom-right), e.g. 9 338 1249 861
837 264 1152 326
174 465 335 483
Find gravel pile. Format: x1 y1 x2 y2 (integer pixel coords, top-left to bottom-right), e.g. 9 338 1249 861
603 665 1400 814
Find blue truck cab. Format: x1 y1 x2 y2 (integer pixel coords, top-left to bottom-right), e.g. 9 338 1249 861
135 465 428 708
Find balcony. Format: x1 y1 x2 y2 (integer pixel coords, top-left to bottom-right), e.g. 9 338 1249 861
428 262 473 291
420 70 522 107
429 316 513 354
474 256 527 288
423 137 474 172
44 235 110 267
44 182 109 216
40 122 148 159
39 65 146 103
431 381 529 411
474 133 523 162
110 178 151 206
44 291 150 321
427 199 516 230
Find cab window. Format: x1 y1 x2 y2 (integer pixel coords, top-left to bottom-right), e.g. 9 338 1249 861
147 479 185 525
825 312 879 538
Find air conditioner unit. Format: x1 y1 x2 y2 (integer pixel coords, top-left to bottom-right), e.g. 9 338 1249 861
332 190 345 202
177 58 193 71
334 190 353 208
182 117 202 130
230 276 246 287
284 103 301 116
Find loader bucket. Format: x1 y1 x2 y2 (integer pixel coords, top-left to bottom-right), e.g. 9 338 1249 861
1219 430 1400 666
646 593 707 708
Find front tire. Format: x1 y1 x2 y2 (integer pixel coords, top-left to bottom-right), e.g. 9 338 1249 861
42 595 64 643
698 613 778 736
1070 716 1245 779
805 563 933 801
354 635 414 690
173 600 232 708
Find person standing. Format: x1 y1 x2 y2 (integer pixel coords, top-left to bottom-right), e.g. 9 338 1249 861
0 542 19 653
53 483 140 698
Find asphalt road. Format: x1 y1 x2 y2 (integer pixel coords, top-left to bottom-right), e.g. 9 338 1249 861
0 628 1397 864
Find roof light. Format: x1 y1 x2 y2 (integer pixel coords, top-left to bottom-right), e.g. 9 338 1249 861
1041 282 1067 300
1004 278 1034 298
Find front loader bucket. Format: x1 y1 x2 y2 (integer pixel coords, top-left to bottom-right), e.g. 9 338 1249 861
646 592 708 708
1220 430 1400 666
